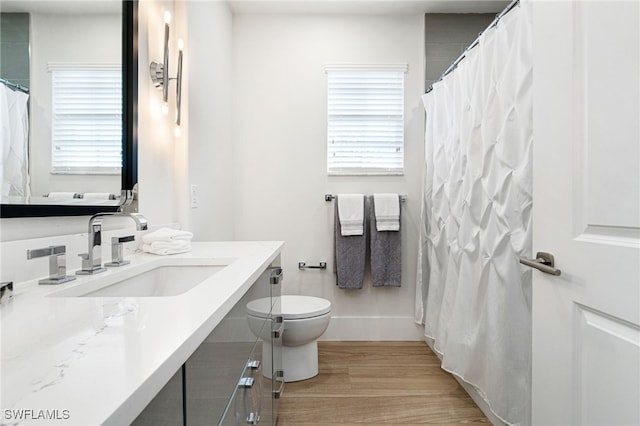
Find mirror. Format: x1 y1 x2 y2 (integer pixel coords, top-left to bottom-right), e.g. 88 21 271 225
0 0 137 218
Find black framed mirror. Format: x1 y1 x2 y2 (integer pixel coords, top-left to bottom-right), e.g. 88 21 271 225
0 0 138 218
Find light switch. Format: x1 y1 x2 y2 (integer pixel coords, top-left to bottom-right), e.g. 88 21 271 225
190 184 198 209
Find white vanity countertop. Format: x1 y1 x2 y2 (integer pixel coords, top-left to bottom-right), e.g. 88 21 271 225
1 241 283 425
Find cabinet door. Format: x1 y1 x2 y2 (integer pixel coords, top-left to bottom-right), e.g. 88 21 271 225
187 263 275 425
131 367 184 426
187 339 255 425
219 341 264 426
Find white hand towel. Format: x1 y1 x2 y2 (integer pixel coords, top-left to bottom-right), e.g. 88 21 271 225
373 193 400 231
142 227 193 244
143 240 191 255
337 194 364 236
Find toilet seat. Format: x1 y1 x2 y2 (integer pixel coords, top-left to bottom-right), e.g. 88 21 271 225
247 295 331 320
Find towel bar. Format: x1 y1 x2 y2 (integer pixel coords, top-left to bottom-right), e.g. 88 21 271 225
325 194 406 202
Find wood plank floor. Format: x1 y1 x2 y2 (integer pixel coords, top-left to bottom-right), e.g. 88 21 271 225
278 341 489 425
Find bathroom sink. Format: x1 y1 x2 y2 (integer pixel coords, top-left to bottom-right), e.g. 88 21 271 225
50 259 235 298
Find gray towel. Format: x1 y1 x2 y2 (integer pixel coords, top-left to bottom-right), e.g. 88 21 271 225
334 198 366 289
370 196 401 287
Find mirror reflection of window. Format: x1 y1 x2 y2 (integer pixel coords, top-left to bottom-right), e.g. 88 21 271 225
50 67 122 175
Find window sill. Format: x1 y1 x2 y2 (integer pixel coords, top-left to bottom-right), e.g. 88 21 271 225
50 169 121 176
328 170 404 177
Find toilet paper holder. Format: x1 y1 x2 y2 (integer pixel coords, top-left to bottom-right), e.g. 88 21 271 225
298 262 327 270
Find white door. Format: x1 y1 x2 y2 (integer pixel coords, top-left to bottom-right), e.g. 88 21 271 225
531 1 640 425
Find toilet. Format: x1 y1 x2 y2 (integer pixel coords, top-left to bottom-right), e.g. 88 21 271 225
246 295 331 382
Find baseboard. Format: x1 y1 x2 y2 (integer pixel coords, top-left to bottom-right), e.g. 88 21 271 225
424 337 507 426
320 315 424 341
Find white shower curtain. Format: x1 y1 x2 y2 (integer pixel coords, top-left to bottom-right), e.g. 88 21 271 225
1 84 30 198
416 3 532 425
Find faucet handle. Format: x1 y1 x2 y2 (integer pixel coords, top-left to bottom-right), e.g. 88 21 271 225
105 235 135 267
77 252 104 275
78 253 89 264
26 245 76 285
26 245 65 259
115 235 135 244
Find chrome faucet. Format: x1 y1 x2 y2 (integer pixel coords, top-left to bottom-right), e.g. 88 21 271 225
76 213 148 275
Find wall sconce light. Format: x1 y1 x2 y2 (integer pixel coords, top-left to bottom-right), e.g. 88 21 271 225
149 11 183 136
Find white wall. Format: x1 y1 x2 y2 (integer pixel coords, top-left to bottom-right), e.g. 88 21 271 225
178 1 236 241
135 0 236 239
232 14 425 340
29 13 121 196
137 0 181 227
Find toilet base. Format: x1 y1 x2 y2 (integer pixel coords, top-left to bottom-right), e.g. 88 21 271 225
261 341 319 382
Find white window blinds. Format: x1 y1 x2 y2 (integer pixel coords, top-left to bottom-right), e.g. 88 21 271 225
50 66 122 174
326 66 406 175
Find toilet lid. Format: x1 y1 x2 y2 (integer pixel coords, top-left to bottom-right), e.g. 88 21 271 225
246 295 331 320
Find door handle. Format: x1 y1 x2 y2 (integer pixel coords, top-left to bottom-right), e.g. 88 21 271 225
519 252 561 276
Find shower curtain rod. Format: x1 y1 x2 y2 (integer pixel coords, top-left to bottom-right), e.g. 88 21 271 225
425 0 520 93
0 77 29 94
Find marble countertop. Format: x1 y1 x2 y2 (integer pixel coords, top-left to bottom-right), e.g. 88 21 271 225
1 241 283 425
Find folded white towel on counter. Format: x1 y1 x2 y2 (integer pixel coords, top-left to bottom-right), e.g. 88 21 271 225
373 193 400 231
142 227 193 244
143 240 191 256
82 192 116 200
337 194 364 236
46 192 80 198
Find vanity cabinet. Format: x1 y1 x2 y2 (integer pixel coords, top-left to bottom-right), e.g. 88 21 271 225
132 256 283 426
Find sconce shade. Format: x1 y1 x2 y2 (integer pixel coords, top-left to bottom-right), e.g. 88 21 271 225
176 50 183 126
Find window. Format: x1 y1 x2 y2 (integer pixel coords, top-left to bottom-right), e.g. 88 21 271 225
50 66 122 174
326 65 406 175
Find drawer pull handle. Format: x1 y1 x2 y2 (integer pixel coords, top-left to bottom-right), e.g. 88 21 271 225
272 317 284 339
273 371 285 399
238 377 254 389
272 328 283 339
246 412 260 425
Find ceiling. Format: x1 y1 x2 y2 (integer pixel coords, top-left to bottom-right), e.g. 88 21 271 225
0 0 120 14
227 0 511 15
0 0 510 16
